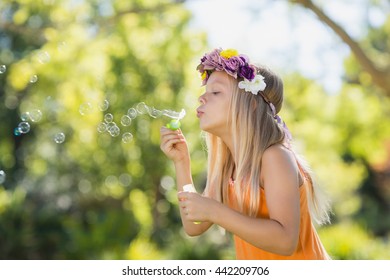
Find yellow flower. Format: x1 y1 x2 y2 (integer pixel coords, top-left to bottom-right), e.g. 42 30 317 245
201 71 207 80
220 49 239 59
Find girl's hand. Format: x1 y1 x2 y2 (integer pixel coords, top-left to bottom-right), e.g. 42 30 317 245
177 192 217 223
160 127 189 164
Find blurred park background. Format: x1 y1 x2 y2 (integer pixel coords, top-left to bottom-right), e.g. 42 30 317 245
0 0 389 260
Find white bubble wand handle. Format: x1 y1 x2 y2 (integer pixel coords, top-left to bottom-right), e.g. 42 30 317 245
182 184 201 225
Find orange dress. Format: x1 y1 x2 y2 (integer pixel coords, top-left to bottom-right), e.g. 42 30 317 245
228 178 330 260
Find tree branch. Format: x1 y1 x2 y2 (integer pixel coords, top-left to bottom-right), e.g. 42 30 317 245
290 0 390 94
1 1 185 46
102 0 185 25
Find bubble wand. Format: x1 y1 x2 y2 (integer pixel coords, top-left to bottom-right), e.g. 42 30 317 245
162 109 186 130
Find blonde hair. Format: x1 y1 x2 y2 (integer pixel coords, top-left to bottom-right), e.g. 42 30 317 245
202 66 331 225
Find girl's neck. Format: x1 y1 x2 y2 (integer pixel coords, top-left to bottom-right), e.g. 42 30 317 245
219 133 236 163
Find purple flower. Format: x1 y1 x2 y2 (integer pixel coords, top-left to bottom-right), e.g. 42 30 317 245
222 56 245 79
238 64 256 80
200 48 224 71
196 48 258 84
239 55 249 64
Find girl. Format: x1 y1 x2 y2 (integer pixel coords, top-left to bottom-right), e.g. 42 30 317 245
160 48 331 259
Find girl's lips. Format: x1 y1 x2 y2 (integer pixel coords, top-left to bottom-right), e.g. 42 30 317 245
196 109 204 118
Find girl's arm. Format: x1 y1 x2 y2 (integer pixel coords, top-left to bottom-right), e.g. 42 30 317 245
178 145 301 255
160 127 213 235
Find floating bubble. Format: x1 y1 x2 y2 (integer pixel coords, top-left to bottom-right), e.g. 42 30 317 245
148 107 162 118
106 122 116 130
97 122 107 133
136 102 149 114
119 173 132 186
18 122 30 134
0 65 6 74
108 124 120 137
29 109 42 122
20 112 30 121
30 74 38 83
0 170 5 184
127 108 137 119
120 115 131 126
104 113 114 123
37 51 50 64
122 132 133 143
98 99 109 111
79 102 93 115
54 132 65 144
14 127 21 136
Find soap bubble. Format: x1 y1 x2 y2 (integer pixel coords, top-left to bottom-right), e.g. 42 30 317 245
54 132 66 144
14 127 21 136
120 115 131 126
106 122 116 130
104 113 114 123
97 122 107 133
127 108 137 119
29 109 42 122
0 65 6 74
108 124 120 137
29 75 38 83
98 99 109 111
17 122 30 134
20 112 30 121
79 102 93 115
37 51 50 64
136 102 149 114
0 170 5 184
148 107 162 118
122 132 133 143
119 173 132 186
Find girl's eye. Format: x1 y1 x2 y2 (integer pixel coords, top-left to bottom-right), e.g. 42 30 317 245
212 91 220 95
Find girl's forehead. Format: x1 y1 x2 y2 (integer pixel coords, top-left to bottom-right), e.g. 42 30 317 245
207 71 231 85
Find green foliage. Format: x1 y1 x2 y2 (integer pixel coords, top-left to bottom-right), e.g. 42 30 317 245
319 223 390 260
0 0 212 259
283 72 390 224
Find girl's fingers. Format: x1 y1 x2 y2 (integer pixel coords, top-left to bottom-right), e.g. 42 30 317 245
164 133 184 142
177 191 188 201
160 131 184 143
160 127 182 137
160 138 184 152
161 136 185 147
161 126 181 133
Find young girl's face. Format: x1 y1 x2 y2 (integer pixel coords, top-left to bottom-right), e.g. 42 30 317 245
196 71 233 137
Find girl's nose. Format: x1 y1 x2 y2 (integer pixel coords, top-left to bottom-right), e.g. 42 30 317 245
198 93 206 104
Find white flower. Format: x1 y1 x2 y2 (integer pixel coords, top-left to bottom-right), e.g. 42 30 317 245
238 74 267 95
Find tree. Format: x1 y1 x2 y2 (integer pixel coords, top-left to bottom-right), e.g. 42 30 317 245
290 0 390 96
0 0 218 259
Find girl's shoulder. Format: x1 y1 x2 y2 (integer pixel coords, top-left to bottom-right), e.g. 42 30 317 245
262 144 296 166
261 144 301 183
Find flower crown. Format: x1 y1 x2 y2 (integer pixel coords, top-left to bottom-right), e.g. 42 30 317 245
197 48 293 146
196 48 266 95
